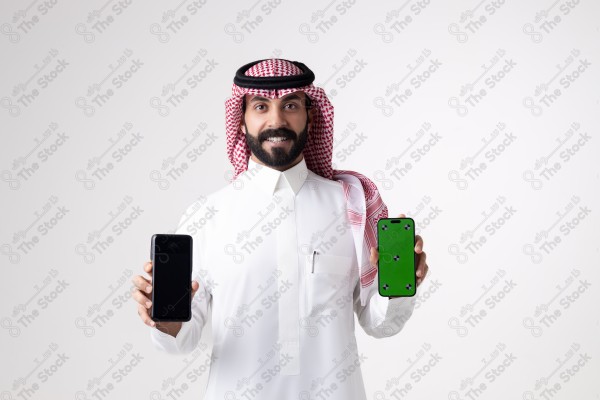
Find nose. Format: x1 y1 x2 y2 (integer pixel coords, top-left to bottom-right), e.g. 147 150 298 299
266 106 288 129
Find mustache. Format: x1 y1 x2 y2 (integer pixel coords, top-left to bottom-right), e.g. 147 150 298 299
259 127 296 141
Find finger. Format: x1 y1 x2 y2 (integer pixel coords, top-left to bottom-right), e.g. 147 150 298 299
131 275 152 293
144 261 153 280
419 262 428 279
416 251 427 277
138 303 155 327
418 263 429 286
397 213 406 218
415 235 423 253
417 251 427 277
132 288 152 308
417 261 428 285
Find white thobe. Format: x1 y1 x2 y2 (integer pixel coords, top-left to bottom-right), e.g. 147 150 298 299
150 157 416 399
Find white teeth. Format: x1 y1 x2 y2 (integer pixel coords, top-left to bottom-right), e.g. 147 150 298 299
266 137 288 142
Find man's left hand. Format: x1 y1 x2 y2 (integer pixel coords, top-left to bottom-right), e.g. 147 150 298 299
370 213 429 297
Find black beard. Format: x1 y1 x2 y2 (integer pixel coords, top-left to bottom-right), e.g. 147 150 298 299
245 121 308 168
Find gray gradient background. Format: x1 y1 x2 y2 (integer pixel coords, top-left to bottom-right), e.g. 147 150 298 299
1 0 599 399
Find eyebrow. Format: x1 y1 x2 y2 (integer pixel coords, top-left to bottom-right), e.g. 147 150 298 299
249 93 302 103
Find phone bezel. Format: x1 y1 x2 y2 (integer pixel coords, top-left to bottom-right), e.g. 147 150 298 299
376 217 417 297
150 234 193 322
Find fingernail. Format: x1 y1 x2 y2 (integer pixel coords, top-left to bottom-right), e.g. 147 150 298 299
146 301 152 308
146 286 152 293
150 321 155 327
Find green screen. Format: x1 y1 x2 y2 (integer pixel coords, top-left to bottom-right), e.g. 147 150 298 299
377 218 416 297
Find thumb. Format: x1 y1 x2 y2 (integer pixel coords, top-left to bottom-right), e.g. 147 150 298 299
190 280 200 297
370 247 378 269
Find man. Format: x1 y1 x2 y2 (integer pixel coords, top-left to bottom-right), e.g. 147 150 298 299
132 59 429 399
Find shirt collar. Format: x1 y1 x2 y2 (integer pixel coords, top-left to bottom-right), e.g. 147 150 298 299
247 157 309 196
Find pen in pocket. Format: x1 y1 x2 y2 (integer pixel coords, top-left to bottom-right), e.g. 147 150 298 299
311 250 317 273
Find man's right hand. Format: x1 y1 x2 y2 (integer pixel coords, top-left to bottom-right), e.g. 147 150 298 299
131 260 200 338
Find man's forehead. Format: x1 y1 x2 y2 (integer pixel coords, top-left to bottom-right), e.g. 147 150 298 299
245 91 306 102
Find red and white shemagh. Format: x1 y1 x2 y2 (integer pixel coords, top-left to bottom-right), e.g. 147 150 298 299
225 59 388 306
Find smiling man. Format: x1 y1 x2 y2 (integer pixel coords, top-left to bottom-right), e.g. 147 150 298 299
133 58 429 400
241 91 312 170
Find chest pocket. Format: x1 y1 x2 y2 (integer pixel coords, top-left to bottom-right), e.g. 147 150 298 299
304 252 354 317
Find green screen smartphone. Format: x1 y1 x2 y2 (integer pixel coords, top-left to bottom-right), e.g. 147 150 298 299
377 217 416 297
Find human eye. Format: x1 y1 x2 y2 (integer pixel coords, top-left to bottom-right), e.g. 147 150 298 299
283 102 300 111
253 103 267 112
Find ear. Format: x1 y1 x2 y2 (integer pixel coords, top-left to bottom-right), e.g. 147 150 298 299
240 120 246 134
307 107 316 126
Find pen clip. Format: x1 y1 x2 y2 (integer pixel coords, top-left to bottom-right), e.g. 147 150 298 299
311 250 316 273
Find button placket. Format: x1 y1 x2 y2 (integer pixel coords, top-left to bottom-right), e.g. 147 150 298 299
276 186 300 375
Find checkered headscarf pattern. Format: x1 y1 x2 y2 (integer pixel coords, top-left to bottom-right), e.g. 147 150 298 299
225 59 388 306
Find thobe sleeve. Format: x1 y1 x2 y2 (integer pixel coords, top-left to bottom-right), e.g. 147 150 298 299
150 276 211 354
353 270 416 338
149 203 212 354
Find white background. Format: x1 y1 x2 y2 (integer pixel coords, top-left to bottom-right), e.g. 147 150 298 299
1 0 599 399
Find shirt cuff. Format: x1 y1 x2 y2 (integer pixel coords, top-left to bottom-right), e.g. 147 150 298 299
373 294 416 337
149 320 193 354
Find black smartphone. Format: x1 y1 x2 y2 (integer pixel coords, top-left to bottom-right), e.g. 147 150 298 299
150 234 193 322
